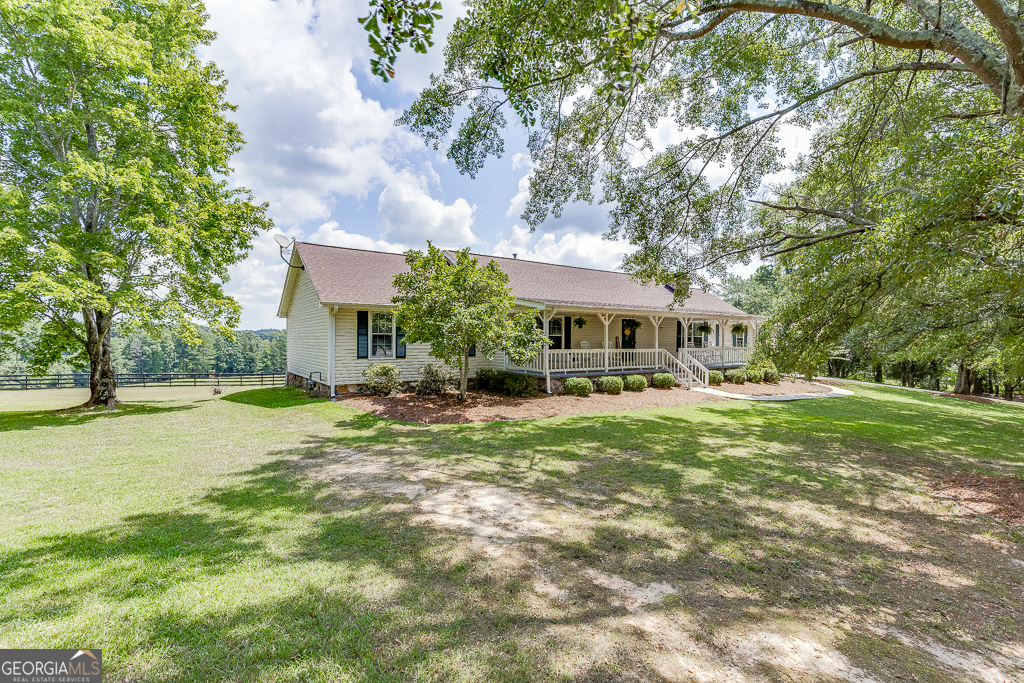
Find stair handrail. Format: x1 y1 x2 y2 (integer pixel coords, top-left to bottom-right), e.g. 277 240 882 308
678 349 710 387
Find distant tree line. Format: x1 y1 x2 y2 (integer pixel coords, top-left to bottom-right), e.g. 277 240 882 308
1 322 286 376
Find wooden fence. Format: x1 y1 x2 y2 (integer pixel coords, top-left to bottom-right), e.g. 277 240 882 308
0 373 286 391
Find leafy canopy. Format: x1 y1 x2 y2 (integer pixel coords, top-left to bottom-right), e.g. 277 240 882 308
392 244 548 398
366 0 1022 309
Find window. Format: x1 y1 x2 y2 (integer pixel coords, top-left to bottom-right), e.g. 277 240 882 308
687 322 707 348
732 330 747 347
547 317 563 349
372 312 393 357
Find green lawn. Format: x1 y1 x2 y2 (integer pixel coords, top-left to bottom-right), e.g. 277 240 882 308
1 385 1022 682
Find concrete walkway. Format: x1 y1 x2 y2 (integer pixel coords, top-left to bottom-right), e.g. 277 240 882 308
693 383 855 402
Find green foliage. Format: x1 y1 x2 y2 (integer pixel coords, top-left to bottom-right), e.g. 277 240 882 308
744 368 764 383
724 369 746 385
474 368 499 391
358 0 442 82
362 363 403 396
715 266 780 316
563 377 593 397
474 368 538 397
708 370 724 386
695 323 713 336
393 244 548 399
572 317 588 329
651 373 675 389
496 371 538 398
376 0 1024 361
595 375 623 394
623 375 647 392
416 362 455 395
0 0 270 403
743 348 780 385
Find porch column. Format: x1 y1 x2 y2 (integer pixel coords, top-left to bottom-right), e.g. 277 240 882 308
648 315 665 367
542 310 551 394
327 306 337 398
599 312 615 371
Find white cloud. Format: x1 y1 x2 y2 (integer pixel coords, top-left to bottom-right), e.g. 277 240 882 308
491 225 634 271
202 0 421 226
309 220 408 253
506 172 532 217
377 173 478 247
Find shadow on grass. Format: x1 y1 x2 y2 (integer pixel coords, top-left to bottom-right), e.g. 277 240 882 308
0 402 199 433
220 387 325 409
4 385 1022 681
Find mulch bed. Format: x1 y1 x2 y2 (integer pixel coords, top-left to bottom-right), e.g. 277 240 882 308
714 379 831 396
339 387 730 424
338 379 835 424
932 474 1024 523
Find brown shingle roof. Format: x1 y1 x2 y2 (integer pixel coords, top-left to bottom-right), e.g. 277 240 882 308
285 241 755 317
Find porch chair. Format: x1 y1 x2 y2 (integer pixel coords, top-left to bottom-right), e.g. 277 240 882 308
579 341 590 349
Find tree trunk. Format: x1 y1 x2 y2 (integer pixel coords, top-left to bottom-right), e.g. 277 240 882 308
971 368 982 395
458 346 469 400
83 307 117 408
953 362 970 394
1004 383 1015 401
874 362 883 383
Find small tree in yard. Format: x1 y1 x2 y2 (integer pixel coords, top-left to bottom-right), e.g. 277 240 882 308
393 245 548 400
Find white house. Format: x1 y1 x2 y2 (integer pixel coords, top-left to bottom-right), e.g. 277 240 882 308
277 241 764 395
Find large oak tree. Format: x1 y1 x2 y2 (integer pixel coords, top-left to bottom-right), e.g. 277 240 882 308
362 0 1023 341
0 0 270 408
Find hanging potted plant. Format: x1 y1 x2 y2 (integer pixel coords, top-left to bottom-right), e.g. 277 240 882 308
695 322 712 335
573 316 588 329
731 323 747 336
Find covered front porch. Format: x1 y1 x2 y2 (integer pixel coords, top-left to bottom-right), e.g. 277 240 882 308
503 307 763 391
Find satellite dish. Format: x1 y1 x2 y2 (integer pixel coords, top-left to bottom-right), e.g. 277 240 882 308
273 234 292 248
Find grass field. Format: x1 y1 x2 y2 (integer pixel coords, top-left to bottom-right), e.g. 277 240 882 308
1 384 1022 682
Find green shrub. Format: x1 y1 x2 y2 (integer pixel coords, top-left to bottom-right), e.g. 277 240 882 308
763 367 781 383
474 368 500 391
362 363 402 396
416 363 454 395
652 373 675 389
724 369 746 384
708 370 724 386
563 377 593 396
597 376 623 394
499 371 538 398
744 367 765 383
623 374 647 392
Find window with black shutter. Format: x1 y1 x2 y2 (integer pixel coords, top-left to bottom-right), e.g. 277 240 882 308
396 325 406 358
356 311 368 358
564 316 572 350
468 345 476 357
677 320 682 349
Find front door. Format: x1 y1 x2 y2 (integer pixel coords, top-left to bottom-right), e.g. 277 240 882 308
621 319 638 349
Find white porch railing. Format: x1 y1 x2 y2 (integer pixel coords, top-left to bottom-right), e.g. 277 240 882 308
504 347 713 388
685 346 751 368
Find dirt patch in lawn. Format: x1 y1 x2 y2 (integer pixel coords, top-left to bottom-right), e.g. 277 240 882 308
932 474 1024 522
339 386 729 423
717 379 832 396
292 444 1024 683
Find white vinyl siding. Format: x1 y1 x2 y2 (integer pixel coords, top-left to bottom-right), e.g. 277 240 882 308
285 269 328 380
332 307 504 386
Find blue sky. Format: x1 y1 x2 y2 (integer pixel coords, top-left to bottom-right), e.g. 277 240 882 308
201 0 800 329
